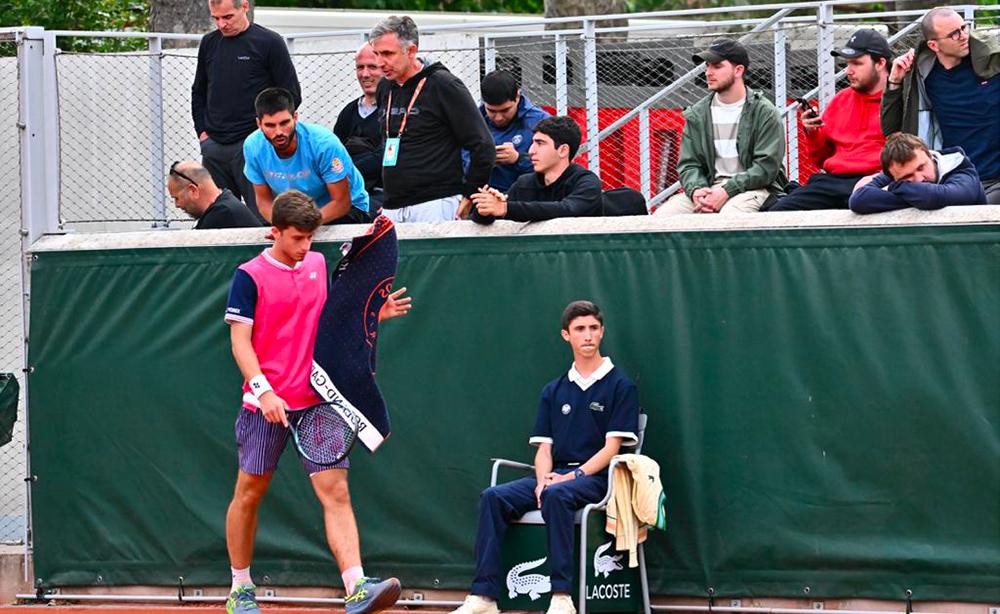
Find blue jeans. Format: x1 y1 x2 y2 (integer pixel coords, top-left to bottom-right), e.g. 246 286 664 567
470 470 608 599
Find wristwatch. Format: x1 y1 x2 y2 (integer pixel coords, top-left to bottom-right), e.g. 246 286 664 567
573 468 586 479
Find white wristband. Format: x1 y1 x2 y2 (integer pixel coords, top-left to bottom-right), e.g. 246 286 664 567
249 374 273 399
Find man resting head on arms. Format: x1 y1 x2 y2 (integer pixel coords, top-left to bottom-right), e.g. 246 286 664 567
849 132 986 214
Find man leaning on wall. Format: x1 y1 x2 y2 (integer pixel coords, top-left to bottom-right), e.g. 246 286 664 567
653 39 786 216
880 7 1000 204
192 0 302 222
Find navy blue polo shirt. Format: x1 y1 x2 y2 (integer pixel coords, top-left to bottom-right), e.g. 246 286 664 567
529 358 640 466
925 56 1000 181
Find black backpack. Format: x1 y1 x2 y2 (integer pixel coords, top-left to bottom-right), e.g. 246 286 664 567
601 187 648 216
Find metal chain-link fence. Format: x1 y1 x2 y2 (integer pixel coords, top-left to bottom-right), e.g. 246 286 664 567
0 36 26 544
51 10 992 226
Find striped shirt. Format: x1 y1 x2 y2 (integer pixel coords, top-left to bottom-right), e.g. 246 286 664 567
711 94 746 180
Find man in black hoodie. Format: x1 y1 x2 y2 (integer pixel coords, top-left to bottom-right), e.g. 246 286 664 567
370 16 495 222
470 116 602 224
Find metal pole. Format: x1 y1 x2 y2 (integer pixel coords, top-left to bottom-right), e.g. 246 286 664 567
484 36 496 74
816 3 835 111
639 108 651 202
773 29 797 180
583 19 599 177
148 36 167 228
555 34 568 116
578 7 793 157
18 27 60 243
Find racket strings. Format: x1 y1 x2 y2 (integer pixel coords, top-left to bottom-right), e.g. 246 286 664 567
293 404 357 465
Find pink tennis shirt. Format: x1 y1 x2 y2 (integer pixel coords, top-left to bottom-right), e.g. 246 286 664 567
225 249 327 411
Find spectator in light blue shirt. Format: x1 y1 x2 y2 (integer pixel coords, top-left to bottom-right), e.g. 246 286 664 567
244 87 371 225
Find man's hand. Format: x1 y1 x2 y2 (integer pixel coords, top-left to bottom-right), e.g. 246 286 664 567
258 391 289 427
852 173 879 193
694 186 729 213
379 286 412 321
888 49 915 88
471 187 509 218
800 105 823 131
495 142 520 165
543 471 574 485
534 481 545 509
457 197 473 219
199 131 209 143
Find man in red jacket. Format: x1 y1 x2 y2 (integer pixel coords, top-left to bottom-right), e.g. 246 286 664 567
770 29 891 211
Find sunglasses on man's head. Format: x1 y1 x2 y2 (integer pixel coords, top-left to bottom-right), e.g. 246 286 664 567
169 161 199 187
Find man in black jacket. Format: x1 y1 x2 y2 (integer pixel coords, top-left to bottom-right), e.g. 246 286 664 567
334 44 384 208
192 0 301 222
167 160 261 229
370 15 495 222
470 116 602 224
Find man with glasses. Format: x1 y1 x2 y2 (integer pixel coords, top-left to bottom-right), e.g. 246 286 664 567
881 7 1000 203
167 160 261 229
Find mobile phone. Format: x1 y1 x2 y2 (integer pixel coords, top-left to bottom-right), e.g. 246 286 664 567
796 98 823 124
796 98 817 116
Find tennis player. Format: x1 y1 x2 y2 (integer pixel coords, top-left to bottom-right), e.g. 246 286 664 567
452 300 639 614
223 189 410 614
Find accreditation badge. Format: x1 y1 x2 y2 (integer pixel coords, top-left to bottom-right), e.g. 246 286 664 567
383 137 401 167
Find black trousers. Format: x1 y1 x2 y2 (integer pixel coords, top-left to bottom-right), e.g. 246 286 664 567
200 136 262 223
769 172 865 211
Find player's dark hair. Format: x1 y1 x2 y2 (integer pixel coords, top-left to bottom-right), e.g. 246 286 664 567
255 87 297 119
481 70 519 105
535 116 582 160
272 190 321 231
561 300 603 331
881 132 931 176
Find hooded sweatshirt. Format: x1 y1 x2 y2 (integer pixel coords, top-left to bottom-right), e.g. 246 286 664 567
379 62 495 209
804 86 884 176
479 95 552 192
849 146 986 214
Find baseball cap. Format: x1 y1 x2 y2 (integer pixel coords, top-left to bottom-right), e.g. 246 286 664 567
831 29 892 60
692 39 750 68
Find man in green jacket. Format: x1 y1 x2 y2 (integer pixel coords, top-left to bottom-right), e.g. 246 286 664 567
880 7 1000 203
656 39 786 215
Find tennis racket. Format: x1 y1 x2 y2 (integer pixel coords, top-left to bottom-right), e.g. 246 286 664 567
243 393 360 466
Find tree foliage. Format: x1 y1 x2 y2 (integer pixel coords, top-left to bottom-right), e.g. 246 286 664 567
0 0 148 52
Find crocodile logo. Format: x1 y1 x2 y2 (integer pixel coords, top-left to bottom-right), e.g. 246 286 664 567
593 541 624 578
506 557 551 600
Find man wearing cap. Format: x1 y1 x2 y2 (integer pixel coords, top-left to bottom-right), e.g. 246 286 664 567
770 29 890 211
656 39 786 215
881 7 1000 204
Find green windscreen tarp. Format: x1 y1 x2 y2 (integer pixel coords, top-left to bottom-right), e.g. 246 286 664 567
0 373 18 448
27 225 1000 601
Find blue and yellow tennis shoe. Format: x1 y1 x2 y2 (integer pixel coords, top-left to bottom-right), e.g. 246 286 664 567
345 576 402 614
226 585 261 614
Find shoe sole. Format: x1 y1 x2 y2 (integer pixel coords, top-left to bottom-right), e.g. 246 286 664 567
356 578 402 614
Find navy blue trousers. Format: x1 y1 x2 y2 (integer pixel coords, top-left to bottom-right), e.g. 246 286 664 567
470 471 608 599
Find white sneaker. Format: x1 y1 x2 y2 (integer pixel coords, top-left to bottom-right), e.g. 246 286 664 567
451 594 500 614
546 594 576 614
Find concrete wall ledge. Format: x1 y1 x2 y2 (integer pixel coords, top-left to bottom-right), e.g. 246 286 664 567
30 206 1000 253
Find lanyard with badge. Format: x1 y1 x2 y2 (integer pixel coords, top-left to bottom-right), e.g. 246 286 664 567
383 77 427 167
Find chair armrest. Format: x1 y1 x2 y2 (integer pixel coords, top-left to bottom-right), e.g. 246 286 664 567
490 458 534 486
594 457 624 510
